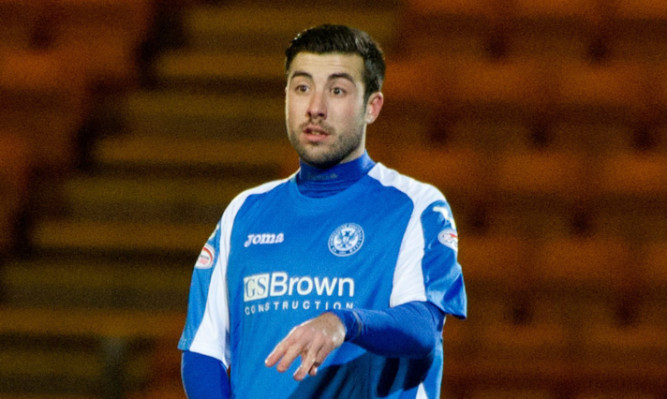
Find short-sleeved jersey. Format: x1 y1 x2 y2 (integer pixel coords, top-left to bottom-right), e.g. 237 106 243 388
179 162 467 399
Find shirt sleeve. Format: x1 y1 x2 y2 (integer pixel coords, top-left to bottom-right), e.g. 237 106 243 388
391 197 467 319
328 194 466 359
178 180 287 367
181 350 231 399
419 199 467 319
178 192 243 365
331 301 444 358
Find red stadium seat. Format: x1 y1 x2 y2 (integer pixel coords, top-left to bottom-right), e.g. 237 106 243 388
458 234 534 322
611 0 667 61
0 133 31 252
387 146 491 198
640 241 667 298
375 56 454 148
575 321 667 397
534 236 632 289
635 241 667 330
547 60 650 152
489 150 590 237
510 0 612 60
0 0 45 50
0 50 88 171
459 234 531 290
383 146 493 233
597 152 667 198
589 152 667 241
48 0 154 88
451 58 553 117
531 236 635 326
494 150 587 197
398 0 512 59
554 60 645 122
426 58 556 150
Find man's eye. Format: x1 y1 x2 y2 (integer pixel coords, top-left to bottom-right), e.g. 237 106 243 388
293 83 309 93
331 87 345 95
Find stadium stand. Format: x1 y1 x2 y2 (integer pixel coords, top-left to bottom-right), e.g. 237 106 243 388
491 150 591 237
611 0 667 61
0 0 45 50
47 0 154 89
0 0 665 398
0 50 88 171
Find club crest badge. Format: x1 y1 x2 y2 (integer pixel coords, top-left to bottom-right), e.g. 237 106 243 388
328 223 364 257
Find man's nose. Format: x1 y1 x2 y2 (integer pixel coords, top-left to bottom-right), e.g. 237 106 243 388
308 91 327 120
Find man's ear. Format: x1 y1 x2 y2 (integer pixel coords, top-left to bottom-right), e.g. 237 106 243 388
365 92 384 124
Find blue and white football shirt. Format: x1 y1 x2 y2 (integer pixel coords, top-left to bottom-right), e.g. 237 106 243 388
179 161 466 398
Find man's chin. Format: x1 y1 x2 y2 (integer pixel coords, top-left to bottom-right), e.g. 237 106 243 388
297 150 343 169
300 157 340 170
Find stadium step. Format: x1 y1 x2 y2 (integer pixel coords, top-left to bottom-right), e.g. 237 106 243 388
31 218 210 254
180 3 399 53
155 51 285 91
0 340 102 397
3 254 191 310
93 134 296 175
155 3 399 90
52 173 253 223
120 89 285 139
0 307 184 398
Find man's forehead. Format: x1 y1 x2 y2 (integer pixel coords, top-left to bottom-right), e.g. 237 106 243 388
287 52 364 81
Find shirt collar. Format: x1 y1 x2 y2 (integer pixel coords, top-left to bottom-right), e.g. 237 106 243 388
296 152 375 197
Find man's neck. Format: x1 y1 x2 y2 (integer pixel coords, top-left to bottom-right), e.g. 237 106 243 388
296 152 375 198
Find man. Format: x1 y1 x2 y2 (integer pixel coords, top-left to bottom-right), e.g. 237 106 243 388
179 24 466 398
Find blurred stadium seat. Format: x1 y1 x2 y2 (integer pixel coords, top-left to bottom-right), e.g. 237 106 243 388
48 0 154 88
0 133 30 253
0 50 88 171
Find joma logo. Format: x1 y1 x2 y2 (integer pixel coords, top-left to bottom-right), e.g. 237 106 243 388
244 233 285 248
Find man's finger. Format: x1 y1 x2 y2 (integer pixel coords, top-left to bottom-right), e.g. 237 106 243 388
266 313 345 380
266 329 309 373
294 332 335 381
264 340 287 368
277 343 304 373
293 337 322 381
265 326 303 367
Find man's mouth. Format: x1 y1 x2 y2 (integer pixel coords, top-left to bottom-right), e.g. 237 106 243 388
304 125 329 136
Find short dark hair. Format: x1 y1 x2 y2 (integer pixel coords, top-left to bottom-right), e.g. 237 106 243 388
285 24 385 101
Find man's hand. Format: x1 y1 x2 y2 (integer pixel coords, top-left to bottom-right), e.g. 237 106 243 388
264 312 345 381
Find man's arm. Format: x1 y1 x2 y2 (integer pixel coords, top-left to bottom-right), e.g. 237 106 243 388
265 198 466 381
182 350 231 399
332 300 444 358
264 300 443 380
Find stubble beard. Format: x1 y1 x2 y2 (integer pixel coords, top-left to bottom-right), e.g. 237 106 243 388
287 120 365 169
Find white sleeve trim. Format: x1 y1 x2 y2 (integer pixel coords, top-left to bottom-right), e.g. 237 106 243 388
368 164 445 308
189 178 289 367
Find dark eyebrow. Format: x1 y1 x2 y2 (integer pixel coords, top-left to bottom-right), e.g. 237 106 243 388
329 73 357 86
290 71 312 80
289 71 357 87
